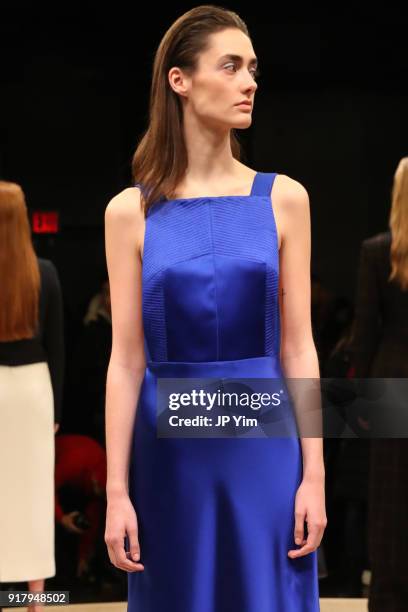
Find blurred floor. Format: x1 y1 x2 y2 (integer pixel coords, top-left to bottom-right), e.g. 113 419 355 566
4 599 370 611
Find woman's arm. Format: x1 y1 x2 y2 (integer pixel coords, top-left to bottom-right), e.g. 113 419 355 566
42 260 65 426
104 187 146 500
103 187 147 573
274 174 327 558
276 175 324 478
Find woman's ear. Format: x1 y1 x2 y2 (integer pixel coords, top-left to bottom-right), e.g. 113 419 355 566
168 66 190 98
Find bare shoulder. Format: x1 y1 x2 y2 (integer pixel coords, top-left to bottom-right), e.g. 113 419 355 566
105 186 143 220
271 174 310 249
272 173 309 208
105 187 145 260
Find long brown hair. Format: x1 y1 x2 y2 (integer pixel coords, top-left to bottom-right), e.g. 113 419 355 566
0 181 40 341
389 156 408 290
131 5 250 216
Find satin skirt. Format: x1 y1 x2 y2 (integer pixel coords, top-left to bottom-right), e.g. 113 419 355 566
127 356 320 612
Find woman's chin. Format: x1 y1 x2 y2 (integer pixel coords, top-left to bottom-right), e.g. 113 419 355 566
232 117 253 129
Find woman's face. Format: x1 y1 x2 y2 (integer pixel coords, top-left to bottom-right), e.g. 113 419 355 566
171 28 259 131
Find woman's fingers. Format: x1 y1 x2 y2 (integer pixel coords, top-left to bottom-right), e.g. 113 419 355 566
114 540 145 572
288 522 325 558
293 510 305 546
127 526 142 562
106 535 145 572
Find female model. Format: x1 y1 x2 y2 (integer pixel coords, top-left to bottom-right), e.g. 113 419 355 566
350 156 408 611
0 181 64 611
104 6 327 611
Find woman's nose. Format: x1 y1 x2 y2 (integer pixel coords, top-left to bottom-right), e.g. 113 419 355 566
244 75 257 92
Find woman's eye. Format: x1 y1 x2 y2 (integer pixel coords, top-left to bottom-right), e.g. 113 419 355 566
224 64 261 80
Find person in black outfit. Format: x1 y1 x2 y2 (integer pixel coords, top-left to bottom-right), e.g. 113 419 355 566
64 275 112 445
349 156 408 612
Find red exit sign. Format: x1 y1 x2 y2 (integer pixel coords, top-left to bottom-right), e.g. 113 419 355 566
32 211 59 234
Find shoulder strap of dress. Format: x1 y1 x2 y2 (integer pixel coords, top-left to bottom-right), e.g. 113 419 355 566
250 172 278 197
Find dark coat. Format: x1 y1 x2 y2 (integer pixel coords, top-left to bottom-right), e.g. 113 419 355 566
350 230 408 611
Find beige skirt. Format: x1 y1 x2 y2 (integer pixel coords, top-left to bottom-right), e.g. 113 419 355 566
0 361 56 582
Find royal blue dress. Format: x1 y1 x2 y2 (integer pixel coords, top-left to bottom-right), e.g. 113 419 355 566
127 172 320 611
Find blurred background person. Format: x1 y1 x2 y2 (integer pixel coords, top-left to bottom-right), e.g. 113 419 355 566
318 312 371 597
0 181 64 612
349 156 408 611
62 274 111 446
54 434 107 582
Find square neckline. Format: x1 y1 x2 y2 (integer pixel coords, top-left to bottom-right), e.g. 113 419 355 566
164 171 259 203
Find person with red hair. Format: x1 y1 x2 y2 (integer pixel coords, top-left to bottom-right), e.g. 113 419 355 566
0 180 64 612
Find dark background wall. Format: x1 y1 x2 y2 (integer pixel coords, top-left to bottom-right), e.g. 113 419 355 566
1 5 407 317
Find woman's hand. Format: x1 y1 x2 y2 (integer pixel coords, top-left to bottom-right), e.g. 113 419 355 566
105 492 145 573
288 476 327 558
60 510 86 535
